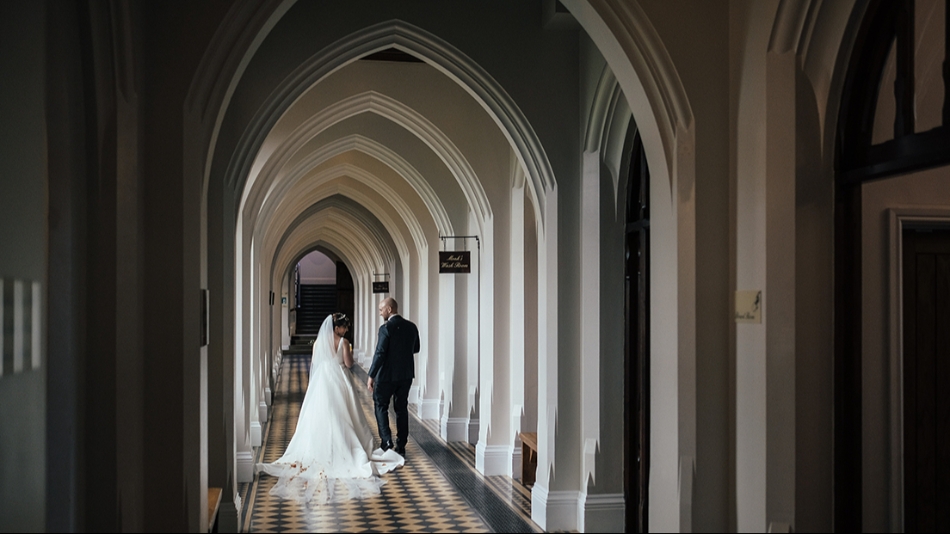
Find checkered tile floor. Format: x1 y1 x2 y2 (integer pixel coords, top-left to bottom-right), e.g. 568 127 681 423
239 353 541 533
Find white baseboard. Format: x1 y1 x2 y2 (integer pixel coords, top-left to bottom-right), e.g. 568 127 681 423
441 417 469 442
532 484 580 532
408 385 421 404
418 398 441 420
281 345 289 351
236 450 254 483
250 422 262 447
258 401 268 423
468 418 479 445
475 443 512 476
264 387 272 407
511 447 523 480
579 492 625 533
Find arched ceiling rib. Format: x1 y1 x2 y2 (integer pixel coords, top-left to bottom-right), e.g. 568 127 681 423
227 19 555 232
276 207 390 273
274 214 387 286
256 135 445 250
267 195 402 283
245 93 470 236
259 160 428 257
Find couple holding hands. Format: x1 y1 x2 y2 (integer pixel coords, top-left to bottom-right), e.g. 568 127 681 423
257 297 420 506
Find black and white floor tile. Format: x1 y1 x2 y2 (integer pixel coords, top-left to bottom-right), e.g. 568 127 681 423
238 353 543 533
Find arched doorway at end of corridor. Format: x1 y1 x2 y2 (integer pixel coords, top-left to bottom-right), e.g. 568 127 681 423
289 249 355 347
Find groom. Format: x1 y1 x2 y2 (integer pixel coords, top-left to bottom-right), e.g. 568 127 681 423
366 297 420 457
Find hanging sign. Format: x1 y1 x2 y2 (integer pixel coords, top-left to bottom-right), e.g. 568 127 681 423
439 251 471 273
373 281 390 293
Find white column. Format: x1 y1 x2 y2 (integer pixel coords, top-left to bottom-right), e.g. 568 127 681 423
467 212 481 444
509 170 527 480
443 264 470 441
248 240 262 448
409 246 426 406
430 266 455 422
476 208 514 477
418 245 440 416
234 221 253 483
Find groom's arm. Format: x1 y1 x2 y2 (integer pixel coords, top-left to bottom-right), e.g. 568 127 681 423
367 323 390 379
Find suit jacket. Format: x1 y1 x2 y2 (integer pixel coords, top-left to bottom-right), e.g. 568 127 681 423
368 315 420 383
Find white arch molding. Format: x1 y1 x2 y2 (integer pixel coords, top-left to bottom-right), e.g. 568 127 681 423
245 93 469 235
258 135 449 250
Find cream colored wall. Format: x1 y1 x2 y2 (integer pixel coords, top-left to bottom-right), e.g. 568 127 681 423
0 3 47 531
639 0 734 531
731 2 776 531
862 166 950 532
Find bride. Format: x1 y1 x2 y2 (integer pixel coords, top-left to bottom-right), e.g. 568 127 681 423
256 313 404 505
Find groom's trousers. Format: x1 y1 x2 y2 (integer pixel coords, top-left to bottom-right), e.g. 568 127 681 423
373 378 412 448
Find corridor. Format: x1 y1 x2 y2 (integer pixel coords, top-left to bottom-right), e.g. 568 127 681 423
238 352 541 533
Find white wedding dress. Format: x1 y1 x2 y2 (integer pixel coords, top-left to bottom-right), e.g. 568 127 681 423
256 315 404 506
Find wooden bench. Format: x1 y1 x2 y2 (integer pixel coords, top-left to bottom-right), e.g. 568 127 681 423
520 432 538 487
208 487 222 533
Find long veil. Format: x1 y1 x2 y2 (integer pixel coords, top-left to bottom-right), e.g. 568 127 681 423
256 315 403 506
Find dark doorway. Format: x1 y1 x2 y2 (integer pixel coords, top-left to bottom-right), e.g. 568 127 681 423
624 131 650 533
902 227 950 532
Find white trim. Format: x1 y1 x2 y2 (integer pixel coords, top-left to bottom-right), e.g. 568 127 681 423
475 443 512 477
468 418 480 445
263 387 272 407
418 398 441 420
250 421 262 447
408 385 421 405
578 492 625 533
887 207 950 532
511 446 523 481
441 416 469 442
258 400 268 423
236 450 255 483
532 483 580 532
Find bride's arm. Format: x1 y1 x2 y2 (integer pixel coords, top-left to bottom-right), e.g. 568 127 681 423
342 339 354 369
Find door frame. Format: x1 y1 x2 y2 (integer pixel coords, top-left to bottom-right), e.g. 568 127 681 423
887 207 950 531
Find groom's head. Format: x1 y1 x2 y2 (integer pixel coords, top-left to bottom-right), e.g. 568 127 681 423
378 298 398 321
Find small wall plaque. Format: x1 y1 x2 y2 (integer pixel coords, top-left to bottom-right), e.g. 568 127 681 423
735 290 762 324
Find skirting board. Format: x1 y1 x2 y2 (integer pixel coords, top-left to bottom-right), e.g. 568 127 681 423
511 448 523 481
250 422 262 447
418 399 441 420
441 417 469 442
258 400 268 423
468 418 479 445
532 484 580 532
475 443 512 477
236 450 254 483
578 492 625 533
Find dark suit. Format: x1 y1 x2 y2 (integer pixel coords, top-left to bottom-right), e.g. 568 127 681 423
367 314 420 449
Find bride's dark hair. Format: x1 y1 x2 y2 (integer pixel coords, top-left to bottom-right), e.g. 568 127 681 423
332 313 351 329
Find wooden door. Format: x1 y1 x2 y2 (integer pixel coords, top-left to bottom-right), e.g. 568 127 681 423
903 228 950 532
